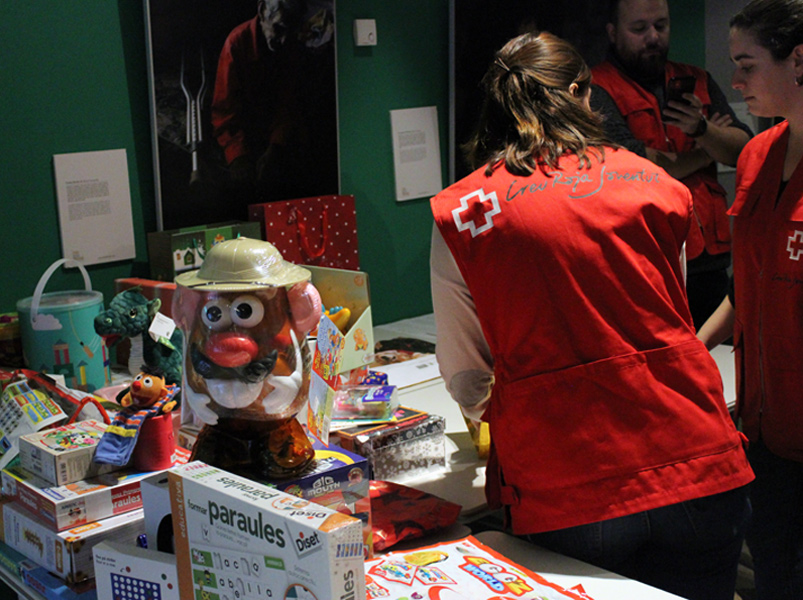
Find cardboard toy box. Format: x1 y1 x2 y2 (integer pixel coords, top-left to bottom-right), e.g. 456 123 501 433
338 412 446 482
2 448 190 531
93 541 178 600
18 420 116 486
267 438 373 558
169 461 366 600
307 265 374 373
2 502 145 583
147 221 262 282
19 560 98 600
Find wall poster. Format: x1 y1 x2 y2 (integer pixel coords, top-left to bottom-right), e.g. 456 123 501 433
145 0 340 230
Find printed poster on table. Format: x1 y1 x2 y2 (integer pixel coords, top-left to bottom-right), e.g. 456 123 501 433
366 535 595 599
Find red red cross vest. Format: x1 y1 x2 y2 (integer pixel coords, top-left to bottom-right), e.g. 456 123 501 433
431 149 753 534
729 121 803 462
592 61 731 259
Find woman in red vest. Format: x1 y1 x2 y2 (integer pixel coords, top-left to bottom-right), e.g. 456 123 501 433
431 30 753 600
698 1 803 598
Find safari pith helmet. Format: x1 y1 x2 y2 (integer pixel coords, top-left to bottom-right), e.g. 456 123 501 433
175 237 310 292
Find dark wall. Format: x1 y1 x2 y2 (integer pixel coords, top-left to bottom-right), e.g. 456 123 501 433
0 1 702 325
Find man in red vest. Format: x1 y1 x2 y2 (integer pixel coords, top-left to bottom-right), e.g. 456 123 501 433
591 0 752 329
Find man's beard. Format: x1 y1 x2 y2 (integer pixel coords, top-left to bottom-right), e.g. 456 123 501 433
617 45 668 83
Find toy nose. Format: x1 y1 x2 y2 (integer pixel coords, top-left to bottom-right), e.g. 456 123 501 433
205 332 259 368
132 381 141 391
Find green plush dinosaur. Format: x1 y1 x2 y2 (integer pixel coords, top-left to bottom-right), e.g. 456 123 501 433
94 288 183 386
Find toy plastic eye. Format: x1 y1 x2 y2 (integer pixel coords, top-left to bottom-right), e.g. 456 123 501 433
202 298 232 330
230 295 264 328
142 376 154 388
134 373 144 382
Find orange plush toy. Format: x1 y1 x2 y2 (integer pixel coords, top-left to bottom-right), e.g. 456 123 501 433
94 366 179 468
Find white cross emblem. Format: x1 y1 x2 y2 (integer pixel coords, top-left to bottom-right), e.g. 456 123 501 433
452 188 501 238
787 230 803 260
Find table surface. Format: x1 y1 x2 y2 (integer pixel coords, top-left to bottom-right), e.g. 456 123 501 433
476 530 685 599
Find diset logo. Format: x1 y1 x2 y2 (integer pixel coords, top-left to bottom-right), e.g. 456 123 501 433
292 530 322 558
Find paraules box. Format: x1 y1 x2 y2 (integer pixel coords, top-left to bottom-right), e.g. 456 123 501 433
168 461 365 600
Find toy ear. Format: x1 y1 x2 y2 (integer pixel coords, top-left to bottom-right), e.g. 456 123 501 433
288 282 322 336
148 298 162 319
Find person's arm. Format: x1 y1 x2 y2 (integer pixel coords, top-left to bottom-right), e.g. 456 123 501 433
590 85 647 156
592 84 718 179
697 295 735 350
645 147 714 180
664 74 751 167
430 224 494 421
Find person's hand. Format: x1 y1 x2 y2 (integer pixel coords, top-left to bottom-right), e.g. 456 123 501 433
663 93 706 136
708 112 733 128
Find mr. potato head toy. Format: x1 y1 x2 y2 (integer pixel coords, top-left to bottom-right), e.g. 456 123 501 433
174 237 322 480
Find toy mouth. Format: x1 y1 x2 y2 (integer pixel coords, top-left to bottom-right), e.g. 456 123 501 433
101 334 122 347
190 345 278 384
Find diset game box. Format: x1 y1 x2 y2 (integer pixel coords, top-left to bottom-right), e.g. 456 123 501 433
168 461 366 600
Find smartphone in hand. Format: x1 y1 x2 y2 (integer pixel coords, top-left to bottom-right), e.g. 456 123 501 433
667 76 696 105
664 76 696 122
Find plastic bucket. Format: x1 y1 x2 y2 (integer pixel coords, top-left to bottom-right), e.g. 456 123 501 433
16 259 111 392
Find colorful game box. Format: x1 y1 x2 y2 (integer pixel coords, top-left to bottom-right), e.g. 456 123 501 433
93 541 178 600
365 535 594 599
338 411 446 482
169 461 366 600
2 502 145 583
267 438 372 558
2 448 190 531
18 420 116 486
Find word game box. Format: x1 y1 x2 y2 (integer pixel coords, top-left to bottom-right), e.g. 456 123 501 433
168 461 366 600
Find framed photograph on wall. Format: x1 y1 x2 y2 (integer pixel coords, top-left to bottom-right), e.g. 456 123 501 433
145 0 340 230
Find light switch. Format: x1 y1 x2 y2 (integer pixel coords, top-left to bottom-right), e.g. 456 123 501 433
353 19 377 46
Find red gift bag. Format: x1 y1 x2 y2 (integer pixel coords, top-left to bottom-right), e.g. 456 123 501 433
249 195 360 270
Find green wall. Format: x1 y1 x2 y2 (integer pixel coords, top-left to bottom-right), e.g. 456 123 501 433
0 1 701 326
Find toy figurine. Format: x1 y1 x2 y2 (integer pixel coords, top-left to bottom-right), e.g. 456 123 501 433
94 288 183 386
94 365 179 469
173 237 322 480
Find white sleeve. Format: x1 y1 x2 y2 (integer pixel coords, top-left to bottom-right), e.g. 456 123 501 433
430 223 494 421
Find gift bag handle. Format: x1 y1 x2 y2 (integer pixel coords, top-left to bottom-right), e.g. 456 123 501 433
295 206 329 260
30 259 92 330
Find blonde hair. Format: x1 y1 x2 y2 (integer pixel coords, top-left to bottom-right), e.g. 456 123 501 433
463 31 610 176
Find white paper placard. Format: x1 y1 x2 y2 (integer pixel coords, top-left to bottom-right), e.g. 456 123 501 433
53 148 136 266
390 106 443 202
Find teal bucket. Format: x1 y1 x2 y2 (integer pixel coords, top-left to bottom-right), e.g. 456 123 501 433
16 260 112 392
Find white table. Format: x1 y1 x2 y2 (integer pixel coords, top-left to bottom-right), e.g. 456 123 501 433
476 530 685 599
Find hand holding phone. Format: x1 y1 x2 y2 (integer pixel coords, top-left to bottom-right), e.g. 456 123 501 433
666 76 696 106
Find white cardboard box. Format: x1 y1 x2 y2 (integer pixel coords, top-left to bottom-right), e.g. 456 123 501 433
2 502 145 583
18 420 116 485
169 461 365 600
93 540 179 600
1 447 189 532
